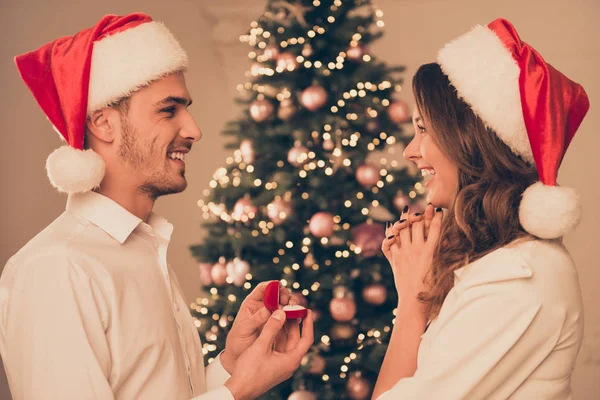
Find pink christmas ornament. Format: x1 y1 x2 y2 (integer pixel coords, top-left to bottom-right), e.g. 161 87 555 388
301 44 313 57
346 45 366 62
362 283 387 305
288 391 317 400
278 98 297 121
303 252 316 268
250 99 274 123
306 354 326 374
309 211 335 238
392 192 411 212
356 164 380 189
287 144 309 167
240 139 255 164
198 262 213 286
300 84 328 111
323 139 335 151
347 373 372 400
276 52 298 71
330 323 354 340
210 260 228 286
267 197 293 225
330 288 357 322
226 258 250 287
351 222 385 258
387 100 411 124
232 196 257 222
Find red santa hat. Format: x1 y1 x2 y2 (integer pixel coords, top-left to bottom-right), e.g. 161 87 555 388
14 13 188 194
437 18 589 239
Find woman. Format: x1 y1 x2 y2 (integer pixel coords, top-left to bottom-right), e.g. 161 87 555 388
373 18 589 399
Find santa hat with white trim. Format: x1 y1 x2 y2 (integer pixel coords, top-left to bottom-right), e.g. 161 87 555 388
15 12 188 194
437 18 589 239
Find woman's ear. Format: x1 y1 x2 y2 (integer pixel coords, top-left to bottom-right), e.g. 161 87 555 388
86 109 117 144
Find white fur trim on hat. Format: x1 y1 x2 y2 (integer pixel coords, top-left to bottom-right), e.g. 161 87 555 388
519 181 581 238
46 146 105 194
87 21 188 114
437 25 534 165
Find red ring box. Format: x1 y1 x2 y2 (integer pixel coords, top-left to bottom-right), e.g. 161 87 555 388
264 281 308 319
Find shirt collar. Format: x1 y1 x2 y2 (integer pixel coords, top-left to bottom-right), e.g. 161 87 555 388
66 191 171 244
146 212 174 243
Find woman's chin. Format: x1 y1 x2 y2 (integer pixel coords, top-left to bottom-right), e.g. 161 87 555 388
426 192 435 206
426 190 448 209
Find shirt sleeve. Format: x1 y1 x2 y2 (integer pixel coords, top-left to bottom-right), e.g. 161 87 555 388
205 352 232 389
191 386 235 400
187 353 233 400
190 352 234 399
0 254 114 399
376 284 564 400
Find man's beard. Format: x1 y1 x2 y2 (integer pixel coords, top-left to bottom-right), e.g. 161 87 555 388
117 114 187 199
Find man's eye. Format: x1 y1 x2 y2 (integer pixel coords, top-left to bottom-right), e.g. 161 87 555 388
161 107 176 116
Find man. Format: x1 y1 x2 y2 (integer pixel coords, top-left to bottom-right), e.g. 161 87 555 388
0 13 313 400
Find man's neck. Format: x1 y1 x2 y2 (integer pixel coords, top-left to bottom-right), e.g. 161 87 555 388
94 183 155 222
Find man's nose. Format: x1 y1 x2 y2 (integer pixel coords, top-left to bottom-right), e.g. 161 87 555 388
181 113 202 142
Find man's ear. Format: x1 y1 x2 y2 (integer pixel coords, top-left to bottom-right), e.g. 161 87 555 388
86 109 118 144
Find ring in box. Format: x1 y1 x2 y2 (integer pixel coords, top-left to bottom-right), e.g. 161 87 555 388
263 281 308 319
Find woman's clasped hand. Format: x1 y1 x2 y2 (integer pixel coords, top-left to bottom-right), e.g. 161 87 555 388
382 203 443 305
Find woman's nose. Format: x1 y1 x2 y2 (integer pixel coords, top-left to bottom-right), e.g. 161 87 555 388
403 134 421 162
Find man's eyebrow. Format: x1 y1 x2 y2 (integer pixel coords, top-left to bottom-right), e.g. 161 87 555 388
154 96 193 108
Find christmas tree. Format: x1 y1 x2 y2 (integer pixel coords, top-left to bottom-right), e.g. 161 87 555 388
190 1 425 398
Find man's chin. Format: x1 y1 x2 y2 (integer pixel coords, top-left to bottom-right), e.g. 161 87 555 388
165 179 188 195
140 179 187 198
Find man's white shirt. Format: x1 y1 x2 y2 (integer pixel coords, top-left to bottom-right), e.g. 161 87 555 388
0 191 234 399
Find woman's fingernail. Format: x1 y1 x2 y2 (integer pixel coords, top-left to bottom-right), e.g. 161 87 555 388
387 235 395 240
436 207 442 212
403 205 409 213
414 212 422 216
399 219 406 223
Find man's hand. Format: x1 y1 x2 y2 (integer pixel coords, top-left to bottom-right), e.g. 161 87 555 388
221 280 292 373
224 309 314 400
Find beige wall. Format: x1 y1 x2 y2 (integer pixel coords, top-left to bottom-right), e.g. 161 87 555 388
1 0 598 398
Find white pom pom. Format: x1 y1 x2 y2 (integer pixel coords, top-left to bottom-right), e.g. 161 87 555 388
519 181 581 239
45 146 105 194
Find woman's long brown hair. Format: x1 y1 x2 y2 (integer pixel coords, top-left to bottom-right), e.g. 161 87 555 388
412 63 538 320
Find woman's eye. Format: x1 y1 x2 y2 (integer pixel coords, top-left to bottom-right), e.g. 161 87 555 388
417 124 426 133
